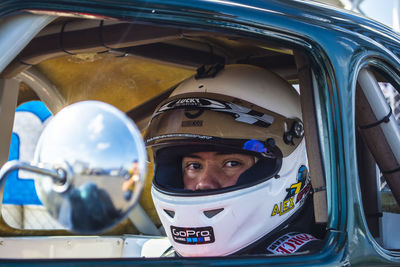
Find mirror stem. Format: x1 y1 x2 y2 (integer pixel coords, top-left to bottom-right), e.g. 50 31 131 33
0 160 66 187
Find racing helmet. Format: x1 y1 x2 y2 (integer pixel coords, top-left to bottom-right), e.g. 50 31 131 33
145 64 311 256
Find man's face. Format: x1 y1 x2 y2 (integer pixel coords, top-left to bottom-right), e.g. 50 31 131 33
182 151 255 190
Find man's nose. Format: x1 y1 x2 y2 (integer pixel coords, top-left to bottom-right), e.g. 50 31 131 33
195 165 220 190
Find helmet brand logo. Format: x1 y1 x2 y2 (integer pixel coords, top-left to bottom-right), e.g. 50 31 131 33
176 98 201 105
171 226 215 245
153 97 274 127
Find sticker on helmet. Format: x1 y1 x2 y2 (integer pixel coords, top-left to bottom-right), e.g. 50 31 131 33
271 165 311 217
243 139 268 153
153 97 274 127
171 226 215 245
266 232 317 254
271 196 295 216
284 165 310 202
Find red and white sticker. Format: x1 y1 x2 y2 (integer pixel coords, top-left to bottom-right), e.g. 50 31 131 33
267 232 317 254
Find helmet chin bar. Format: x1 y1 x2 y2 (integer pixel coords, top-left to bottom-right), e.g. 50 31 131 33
151 139 309 256
151 161 311 256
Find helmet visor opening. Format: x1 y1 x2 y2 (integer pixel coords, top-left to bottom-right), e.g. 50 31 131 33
152 145 282 196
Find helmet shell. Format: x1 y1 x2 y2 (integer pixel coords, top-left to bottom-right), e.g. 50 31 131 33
148 64 310 256
171 64 301 119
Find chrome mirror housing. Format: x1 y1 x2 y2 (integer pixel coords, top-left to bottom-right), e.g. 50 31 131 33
0 101 147 234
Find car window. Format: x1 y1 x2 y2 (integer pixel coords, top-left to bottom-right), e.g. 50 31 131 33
0 12 328 260
356 66 400 250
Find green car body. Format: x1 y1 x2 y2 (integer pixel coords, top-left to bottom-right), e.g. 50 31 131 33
0 0 399 265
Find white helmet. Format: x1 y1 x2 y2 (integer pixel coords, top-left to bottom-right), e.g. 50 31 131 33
145 64 312 256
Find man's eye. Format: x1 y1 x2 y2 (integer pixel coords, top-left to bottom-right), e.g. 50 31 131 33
186 163 201 170
224 161 241 167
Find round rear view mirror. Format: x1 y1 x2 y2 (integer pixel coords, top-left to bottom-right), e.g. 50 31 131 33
30 100 147 233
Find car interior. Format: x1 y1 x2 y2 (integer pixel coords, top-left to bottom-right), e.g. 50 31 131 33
0 11 399 258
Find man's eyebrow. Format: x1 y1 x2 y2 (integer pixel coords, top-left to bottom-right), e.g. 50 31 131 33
183 154 202 159
215 152 234 155
184 152 239 158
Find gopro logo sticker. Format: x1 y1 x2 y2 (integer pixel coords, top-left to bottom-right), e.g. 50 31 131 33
171 226 215 245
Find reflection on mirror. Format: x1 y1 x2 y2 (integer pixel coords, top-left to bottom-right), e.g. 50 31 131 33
0 101 147 234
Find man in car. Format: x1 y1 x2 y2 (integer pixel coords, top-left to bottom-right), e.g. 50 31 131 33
145 64 323 256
